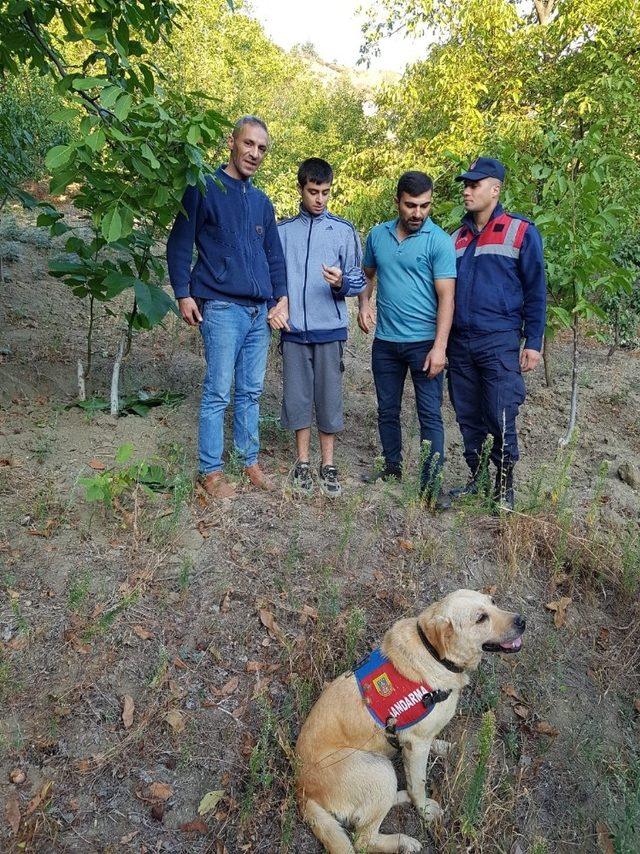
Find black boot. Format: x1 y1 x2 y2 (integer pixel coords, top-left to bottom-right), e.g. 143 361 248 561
494 465 515 511
450 456 489 501
362 462 402 484
450 477 481 500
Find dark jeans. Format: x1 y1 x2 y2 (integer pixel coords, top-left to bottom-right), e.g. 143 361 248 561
371 338 445 486
447 330 526 472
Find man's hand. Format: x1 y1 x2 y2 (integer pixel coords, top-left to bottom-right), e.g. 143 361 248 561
357 303 375 334
322 264 343 290
422 345 446 379
178 297 202 326
520 348 541 372
267 296 290 332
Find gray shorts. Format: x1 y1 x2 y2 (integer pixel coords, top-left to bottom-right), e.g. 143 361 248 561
281 340 344 434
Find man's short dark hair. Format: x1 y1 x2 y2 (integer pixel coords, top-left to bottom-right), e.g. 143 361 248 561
232 115 269 139
297 158 333 188
396 171 433 199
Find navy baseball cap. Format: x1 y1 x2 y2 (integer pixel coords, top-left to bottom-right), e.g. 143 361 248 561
456 157 506 182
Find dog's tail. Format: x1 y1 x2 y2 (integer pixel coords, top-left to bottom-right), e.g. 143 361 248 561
302 797 354 854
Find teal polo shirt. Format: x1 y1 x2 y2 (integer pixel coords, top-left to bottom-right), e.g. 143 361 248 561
363 217 456 342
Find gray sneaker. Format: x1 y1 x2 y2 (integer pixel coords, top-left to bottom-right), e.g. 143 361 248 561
292 461 313 496
318 464 342 498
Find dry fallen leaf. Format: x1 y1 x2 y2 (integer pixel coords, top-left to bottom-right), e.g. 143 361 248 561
88 458 106 470
596 821 615 854
299 603 319 625
482 585 498 596
196 520 211 538
398 538 414 551
6 797 20 835
259 608 284 643
173 656 189 670
119 831 138 844
7 635 29 651
535 720 559 737
132 624 153 640
220 676 239 696
144 782 173 802
545 596 572 628
220 590 232 613
25 780 52 816
180 818 209 834
633 698 640 714
122 695 135 729
10 768 26 785
501 684 522 702
166 708 185 733
198 790 225 816
513 704 530 720
245 660 263 673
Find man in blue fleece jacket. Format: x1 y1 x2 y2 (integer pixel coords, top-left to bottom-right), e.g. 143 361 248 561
167 116 288 498
448 157 547 510
277 158 366 497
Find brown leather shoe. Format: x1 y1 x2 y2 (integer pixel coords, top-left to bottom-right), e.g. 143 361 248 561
201 471 236 499
244 464 276 491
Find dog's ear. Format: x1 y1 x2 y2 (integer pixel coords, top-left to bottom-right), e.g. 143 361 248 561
423 616 454 660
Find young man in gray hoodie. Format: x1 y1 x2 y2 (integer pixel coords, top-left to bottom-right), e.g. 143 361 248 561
276 158 366 496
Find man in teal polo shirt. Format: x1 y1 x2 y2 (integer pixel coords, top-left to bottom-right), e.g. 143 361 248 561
358 171 456 499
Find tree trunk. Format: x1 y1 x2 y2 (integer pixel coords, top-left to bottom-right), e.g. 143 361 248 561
77 359 86 401
543 334 552 387
606 306 619 362
110 335 126 416
534 0 557 25
559 318 579 447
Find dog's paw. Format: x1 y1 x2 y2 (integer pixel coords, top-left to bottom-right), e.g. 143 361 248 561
431 739 452 757
397 835 422 853
419 799 443 822
395 789 412 806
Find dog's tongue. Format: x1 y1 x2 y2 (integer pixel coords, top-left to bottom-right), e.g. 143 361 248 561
500 636 522 651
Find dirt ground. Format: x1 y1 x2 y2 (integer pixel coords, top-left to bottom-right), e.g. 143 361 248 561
1 203 639 853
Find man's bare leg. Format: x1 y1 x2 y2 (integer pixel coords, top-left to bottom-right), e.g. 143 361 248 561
319 431 334 467
295 427 311 462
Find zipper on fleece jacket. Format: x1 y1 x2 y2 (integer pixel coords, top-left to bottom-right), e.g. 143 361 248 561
302 217 313 335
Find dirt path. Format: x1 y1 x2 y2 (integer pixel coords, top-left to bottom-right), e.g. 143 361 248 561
1 205 639 853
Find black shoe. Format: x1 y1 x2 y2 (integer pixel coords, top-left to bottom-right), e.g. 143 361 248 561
494 466 515 511
421 488 451 511
362 464 402 484
449 478 481 500
318 463 342 498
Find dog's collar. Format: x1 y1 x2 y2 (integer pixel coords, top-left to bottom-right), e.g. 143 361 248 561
416 622 465 674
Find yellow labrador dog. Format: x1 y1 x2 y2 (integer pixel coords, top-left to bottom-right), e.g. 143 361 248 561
296 589 525 853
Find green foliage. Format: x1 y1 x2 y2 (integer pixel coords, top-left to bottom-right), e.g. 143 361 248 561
356 0 640 339
68 389 185 416
461 710 497 838
80 443 171 506
0 0 229 406
0 71 70 206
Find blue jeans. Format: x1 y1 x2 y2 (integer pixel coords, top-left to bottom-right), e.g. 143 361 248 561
371 338 445 486
199 300 271 474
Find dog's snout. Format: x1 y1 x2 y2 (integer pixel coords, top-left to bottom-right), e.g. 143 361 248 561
513 614 526 632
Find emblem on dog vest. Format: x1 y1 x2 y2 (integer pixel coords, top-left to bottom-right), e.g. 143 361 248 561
354 648 441 731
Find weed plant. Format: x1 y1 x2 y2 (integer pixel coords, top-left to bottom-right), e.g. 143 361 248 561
461 710 497 839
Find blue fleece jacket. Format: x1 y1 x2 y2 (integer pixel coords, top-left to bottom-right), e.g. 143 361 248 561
277 207 366 343
166 166 287 306
451 203 547 350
